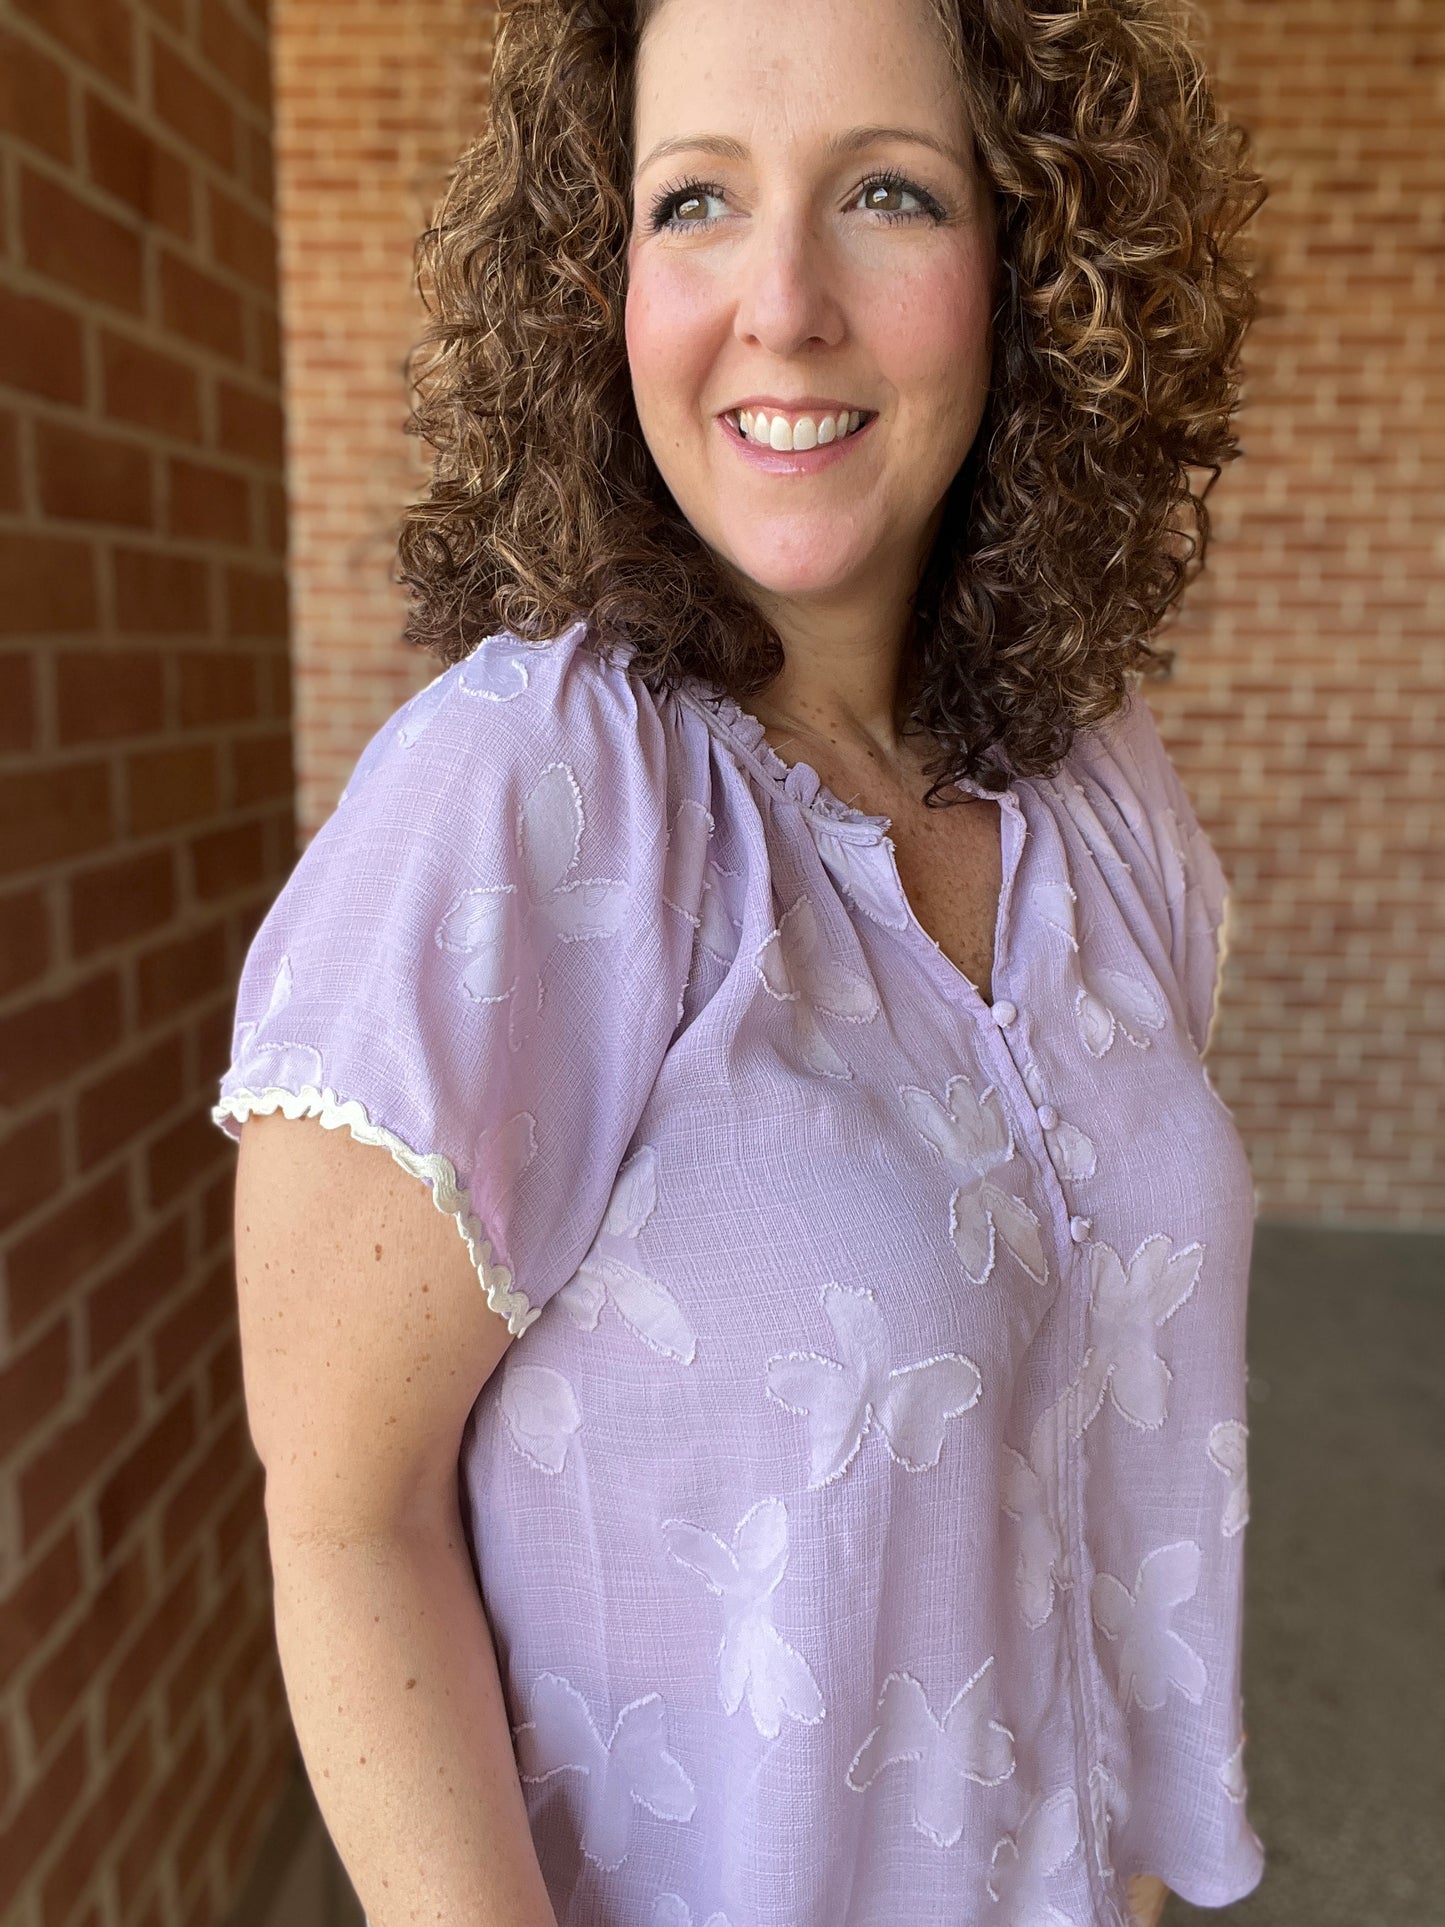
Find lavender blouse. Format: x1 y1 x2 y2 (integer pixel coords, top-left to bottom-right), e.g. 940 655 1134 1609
213 617 1265 1925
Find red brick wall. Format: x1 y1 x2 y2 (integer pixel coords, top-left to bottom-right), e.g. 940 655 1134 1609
0 0 297 1919
272 0 494 839
271 3 1441 1206
1150 0 1443 1226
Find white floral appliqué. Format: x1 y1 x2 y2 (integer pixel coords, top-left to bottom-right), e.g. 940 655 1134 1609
338 675 451 803
1001 1396 1072 1629
652 1898 731 1927
1021 1061 1097 1183
661 1497 824 1739
1072 1235 1204 1434
558 1145 696 1363
846 1657 1016 1847
814 827 910 930
512 1673 696 1871
1034 877 1081 953
1074 968 1167 1058
231 952 293 1069
476 1107 538 1198
454 633 536 704
901 1075 1048 1287
1218 1733 1249 1804
755 893 879 1078
766 1281 982 1488
1054 771 1131 872
435 762 628 1050
498 1361 581 1474
1086 1762 1130 1882
1207 1419 1250 1537
987 1788 1083 1925
697 858 743 965
1154 803 1190 909
1091 1540 1208 1712
337 639 538 803
228 953 330 1095
662 799 714 926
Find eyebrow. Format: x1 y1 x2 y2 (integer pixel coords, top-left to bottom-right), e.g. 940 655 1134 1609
634 124 969 179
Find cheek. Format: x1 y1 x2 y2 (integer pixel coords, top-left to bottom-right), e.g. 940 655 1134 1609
624 259 724 422
865 249 996 417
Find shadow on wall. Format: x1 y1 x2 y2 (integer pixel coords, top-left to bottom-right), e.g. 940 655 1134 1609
223 1222 1445 1927
222 1757 364 1927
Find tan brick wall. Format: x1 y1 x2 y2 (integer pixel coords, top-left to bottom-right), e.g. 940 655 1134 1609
272 0 494 840
1151 0 1443 1226
272 1 1441 1229
0 0 297 1918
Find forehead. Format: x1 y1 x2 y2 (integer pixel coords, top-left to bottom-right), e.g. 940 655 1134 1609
633 0 964 154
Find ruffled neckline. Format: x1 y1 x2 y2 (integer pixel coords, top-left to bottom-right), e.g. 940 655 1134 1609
683 684 892 836
677 678 1012 838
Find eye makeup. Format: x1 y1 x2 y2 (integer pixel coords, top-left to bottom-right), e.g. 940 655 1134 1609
644 168 950 235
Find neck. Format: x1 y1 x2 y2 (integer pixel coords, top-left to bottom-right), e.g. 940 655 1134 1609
749 625 910 763
733 544 934 772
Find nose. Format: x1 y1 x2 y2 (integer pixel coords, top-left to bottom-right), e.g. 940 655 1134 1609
731 207 846 358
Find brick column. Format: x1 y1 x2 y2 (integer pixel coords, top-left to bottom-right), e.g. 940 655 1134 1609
0 0 296 1917
271 0 494 840
1153 0 1444 1224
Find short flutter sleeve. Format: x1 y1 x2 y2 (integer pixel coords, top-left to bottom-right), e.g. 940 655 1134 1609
211 623 706 1337
1074 686 1233 1060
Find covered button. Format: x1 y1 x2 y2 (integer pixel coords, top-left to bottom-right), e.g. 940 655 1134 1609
1037 1104 1060 1131
1068 1214 1092 1243
990 999 1018 1028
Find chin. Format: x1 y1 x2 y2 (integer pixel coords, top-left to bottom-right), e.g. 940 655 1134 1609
716 531 875 604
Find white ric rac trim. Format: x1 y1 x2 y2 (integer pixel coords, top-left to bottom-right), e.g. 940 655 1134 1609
211 1085 540 1336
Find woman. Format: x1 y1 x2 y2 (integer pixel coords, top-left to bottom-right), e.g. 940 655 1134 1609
218 0 1267 1921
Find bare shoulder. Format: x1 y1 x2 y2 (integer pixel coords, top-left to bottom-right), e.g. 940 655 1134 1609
233 1110 517 1534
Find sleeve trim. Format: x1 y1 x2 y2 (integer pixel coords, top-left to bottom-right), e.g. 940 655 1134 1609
209 1085 541 1338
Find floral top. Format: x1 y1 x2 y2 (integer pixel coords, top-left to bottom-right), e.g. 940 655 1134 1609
212 617 1264 1926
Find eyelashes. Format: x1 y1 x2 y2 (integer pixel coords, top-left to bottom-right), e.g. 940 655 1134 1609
644 168 949 235
647 177 727 233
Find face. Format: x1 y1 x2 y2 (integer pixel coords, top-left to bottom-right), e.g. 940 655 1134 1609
625 0 999 624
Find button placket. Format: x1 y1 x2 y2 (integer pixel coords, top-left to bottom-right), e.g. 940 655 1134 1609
969 893 1123 1918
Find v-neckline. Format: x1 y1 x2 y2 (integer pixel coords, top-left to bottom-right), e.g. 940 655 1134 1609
676 678 1028 1014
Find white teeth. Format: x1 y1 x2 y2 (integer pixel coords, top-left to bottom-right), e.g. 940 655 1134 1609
735 408 863 450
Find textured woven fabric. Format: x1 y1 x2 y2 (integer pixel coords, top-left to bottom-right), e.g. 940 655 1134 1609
213 618 1264 1925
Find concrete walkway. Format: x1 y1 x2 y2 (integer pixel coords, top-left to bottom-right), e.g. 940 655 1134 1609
1167 1221 1445 1924
228 1221 1445 1927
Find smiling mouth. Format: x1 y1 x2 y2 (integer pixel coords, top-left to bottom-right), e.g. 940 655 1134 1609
725 406 873 451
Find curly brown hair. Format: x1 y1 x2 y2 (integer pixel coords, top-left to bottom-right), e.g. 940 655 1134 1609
396 0 1266 799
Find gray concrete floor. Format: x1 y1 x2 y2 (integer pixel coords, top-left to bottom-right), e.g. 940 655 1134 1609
228 1222 1444 1927
1167 1220 1445 1925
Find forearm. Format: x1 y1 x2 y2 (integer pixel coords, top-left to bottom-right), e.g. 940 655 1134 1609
266 1498 557 1927
1128 1873 1169 1926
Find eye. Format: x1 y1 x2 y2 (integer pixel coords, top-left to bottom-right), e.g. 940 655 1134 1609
855 170 947 225
647 179 727 234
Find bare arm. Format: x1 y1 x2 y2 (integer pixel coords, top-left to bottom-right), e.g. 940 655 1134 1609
1127 1873 1170 1925
235 1111 556 1927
